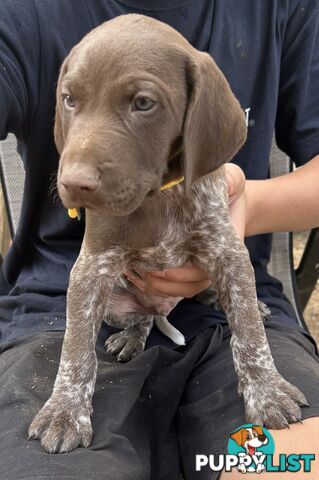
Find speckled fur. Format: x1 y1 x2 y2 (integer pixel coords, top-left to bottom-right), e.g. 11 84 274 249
29 14 308 453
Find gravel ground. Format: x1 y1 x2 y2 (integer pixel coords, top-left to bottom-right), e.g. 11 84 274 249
294 231 319 346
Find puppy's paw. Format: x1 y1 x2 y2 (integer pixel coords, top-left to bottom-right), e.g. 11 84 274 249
104 329 146 362
256 463 266 473
28 399 93 453
243 374 308 429
237 464 247 473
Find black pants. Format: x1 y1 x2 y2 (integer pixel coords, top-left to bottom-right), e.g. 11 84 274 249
0 320 319 480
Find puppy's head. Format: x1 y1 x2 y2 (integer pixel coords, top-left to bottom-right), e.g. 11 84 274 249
230 426 268 452
56 14 247 215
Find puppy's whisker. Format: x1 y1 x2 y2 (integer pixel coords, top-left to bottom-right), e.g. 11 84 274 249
48 170 62 206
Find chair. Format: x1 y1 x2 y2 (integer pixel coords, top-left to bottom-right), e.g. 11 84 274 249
0 134 25 239
0 134 318 329
267 141 318 331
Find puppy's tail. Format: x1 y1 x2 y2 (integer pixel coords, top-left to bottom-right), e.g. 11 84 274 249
155 316 186 346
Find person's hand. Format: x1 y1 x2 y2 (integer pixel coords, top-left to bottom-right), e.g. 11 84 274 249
226 163 246 241
124 164 246 298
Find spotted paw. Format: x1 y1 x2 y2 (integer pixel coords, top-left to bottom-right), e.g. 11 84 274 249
104 329 146 362
243 374 309 429
28 398 93 453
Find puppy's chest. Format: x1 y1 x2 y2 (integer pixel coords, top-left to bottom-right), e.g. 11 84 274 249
89 175 227 270
126 209 192 271
107 210 193 318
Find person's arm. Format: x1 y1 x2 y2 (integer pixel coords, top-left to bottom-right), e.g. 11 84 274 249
246 154 319 236
0 0 40 140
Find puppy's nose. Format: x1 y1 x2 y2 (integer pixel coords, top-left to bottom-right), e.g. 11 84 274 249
60 168 100 195
62 173 99 192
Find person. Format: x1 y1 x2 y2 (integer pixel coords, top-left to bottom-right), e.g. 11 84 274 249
0 1 318 479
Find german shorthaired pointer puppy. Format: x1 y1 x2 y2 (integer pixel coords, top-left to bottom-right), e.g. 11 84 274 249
29 14 307 453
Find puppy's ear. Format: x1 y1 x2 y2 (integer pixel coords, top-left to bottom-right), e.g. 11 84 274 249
253 425 264 436
54 60 68 155
230 429 245 446
182 51 247 191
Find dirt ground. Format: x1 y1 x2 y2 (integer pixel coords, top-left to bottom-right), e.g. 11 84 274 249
294 231 319 346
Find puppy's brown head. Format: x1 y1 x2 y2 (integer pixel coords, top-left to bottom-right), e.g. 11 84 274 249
56 14 246 215
230 426 267 447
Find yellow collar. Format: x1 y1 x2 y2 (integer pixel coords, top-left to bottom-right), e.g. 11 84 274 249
160 175 184 191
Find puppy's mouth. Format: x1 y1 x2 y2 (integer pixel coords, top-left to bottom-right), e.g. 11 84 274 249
58 147 184 215
58 181 152 217
248 445 256 456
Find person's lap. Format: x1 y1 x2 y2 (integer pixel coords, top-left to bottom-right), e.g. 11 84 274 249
0 319 318 480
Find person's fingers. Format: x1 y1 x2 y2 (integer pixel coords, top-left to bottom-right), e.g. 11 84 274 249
225 163 246 204
143 264 209 282
229 193 246 241
124 270 211 298
225 163 246 239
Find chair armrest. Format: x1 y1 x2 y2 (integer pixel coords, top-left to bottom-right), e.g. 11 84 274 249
268 140 309 330
295 228 319 311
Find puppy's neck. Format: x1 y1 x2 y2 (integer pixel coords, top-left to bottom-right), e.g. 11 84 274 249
84 187 184 251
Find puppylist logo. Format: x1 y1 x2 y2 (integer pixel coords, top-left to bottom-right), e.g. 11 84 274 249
228 425 273 474
195 424 315 474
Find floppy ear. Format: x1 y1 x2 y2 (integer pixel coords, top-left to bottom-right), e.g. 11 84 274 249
230 429 245 446
54 59 69 155
183 51 247 191
253 425 265 436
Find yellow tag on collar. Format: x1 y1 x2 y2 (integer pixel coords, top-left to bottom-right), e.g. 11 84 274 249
68 208 81 220
160 176 184 191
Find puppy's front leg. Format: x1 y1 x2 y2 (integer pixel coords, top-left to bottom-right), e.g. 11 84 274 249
28 253 123 453
195 229 307 429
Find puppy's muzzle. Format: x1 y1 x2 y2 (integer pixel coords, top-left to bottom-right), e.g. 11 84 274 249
58 161 151 214
59 164 100 208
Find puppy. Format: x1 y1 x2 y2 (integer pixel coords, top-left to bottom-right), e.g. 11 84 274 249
231 425 268 455
231 426 269 473
29 14 307 453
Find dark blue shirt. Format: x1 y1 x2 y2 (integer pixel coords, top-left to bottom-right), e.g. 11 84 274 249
0 0 318 347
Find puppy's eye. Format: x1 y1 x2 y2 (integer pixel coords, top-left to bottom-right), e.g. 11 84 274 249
63 94 76 109
132 96 156 112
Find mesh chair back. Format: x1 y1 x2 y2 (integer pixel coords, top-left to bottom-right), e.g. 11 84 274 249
0 134 25 236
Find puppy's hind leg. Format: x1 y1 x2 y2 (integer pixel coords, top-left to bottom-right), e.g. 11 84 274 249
104 314 154 362
104 313 186 362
